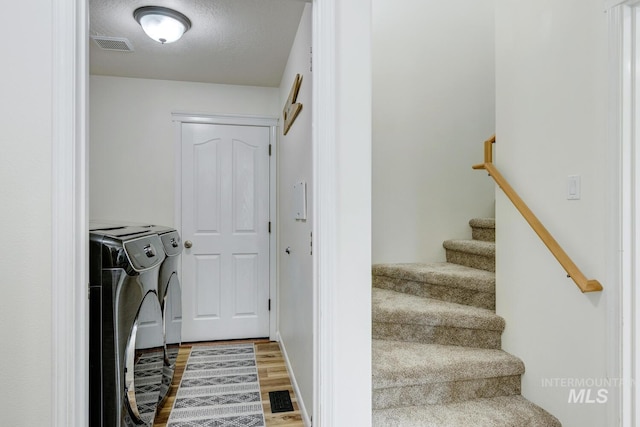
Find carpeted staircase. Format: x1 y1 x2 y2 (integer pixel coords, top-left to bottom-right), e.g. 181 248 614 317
372 218 561 426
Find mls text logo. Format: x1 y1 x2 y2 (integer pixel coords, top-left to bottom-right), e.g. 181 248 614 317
567 388 608 404
542 376 629 404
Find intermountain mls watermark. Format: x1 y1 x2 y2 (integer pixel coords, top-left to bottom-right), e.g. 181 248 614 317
541 377 633 404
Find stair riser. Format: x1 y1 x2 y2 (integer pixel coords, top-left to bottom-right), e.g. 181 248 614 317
373 375 521 410
372 322 502 349
373 396 562 427
373 275 495 311
471 227 495 242
446 250 495 272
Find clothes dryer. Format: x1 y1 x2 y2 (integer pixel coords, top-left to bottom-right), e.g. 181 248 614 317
91 222 184 406
137 225 183 405
89 224 166 427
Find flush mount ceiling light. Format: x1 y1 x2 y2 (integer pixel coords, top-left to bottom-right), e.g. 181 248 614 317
133 6 191 44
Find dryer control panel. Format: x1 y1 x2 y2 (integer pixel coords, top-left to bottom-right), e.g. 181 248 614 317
160 231 183 257
124 235 166 272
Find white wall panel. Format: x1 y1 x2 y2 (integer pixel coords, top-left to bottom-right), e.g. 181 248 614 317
90 76 279 226
0 1 53 425
276 3 314 422
329 0 373 422
495 0 609 425
372 0 496 263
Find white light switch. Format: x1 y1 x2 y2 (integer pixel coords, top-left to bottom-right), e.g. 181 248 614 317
567 175 581 200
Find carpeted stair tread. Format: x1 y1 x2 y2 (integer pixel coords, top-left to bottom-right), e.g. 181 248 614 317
373 262 495 293
444 239 495 272
372 288 504 348
373 395 562 427
373 262 496 310
470 218 495 242
443 239 495 257
372 340 524 390
372 288 504 331
371 216 560 423
469 218 495 229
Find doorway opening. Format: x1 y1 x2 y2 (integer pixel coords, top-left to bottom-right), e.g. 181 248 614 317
173 114 278 343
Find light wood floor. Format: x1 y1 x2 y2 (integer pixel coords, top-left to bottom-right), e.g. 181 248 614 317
154 339 305 427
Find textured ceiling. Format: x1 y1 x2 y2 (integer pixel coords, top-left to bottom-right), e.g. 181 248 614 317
89 0 307 87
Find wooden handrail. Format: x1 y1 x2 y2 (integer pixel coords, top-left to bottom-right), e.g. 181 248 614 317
474 135 603 293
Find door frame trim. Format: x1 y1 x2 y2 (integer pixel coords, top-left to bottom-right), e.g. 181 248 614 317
52 0 88 425
172 113 279 341
607 2 638 426
312 0 373 424
312 0 337 423
55 1 370 424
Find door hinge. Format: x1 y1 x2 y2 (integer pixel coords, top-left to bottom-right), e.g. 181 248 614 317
269 144 272 156
268 299 271 311
268 221 271 233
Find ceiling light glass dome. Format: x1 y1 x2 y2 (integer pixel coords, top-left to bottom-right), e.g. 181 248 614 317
134 6 192 44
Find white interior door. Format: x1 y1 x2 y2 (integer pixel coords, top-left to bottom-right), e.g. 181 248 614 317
181 123 271 342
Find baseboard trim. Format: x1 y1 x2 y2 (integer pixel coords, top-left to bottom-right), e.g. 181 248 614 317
276 332 312 427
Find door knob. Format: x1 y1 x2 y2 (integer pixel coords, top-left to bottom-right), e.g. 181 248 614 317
184 240 193 249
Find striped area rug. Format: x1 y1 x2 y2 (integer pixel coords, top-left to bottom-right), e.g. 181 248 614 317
167 343 266 427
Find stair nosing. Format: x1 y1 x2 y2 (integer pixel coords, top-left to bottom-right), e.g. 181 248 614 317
372 288 504 331
372 262 495 293
443 239 495 257
469 218 496 229
372 340 525 389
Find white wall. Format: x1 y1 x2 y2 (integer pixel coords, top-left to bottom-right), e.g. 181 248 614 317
90 76 279 225
0 1 53 425
276 4 313 422
372 0 496 264
320 0 372 423
495 1 609 425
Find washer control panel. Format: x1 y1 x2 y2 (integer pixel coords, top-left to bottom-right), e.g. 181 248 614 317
124 235 166 272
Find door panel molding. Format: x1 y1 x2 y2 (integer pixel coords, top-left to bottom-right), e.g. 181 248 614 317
173 114 277 341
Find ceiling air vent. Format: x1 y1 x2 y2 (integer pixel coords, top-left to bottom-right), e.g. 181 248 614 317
91 36 134 52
